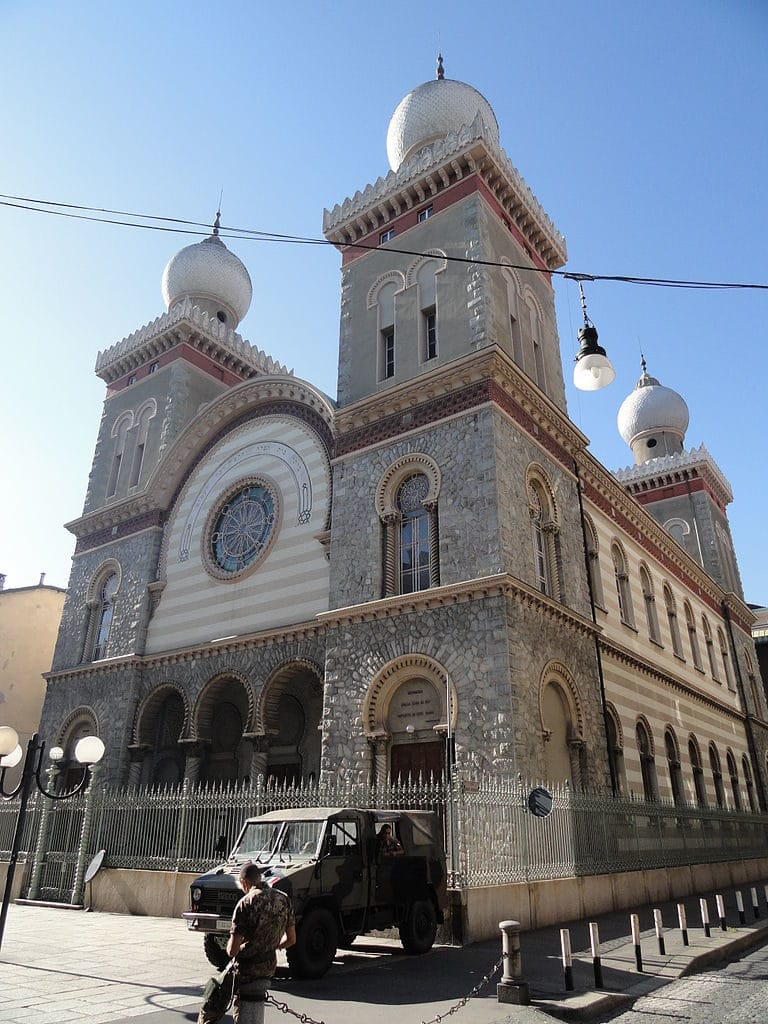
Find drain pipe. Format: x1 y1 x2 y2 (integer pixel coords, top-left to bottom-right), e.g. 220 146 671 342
574 459 617 797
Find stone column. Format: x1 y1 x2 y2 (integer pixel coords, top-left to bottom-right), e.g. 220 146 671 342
382 513 398 596
425 502 440 587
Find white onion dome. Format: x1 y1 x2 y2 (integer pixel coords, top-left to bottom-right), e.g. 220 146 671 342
161 224 252 329
617 359 689 462
386 57 499 171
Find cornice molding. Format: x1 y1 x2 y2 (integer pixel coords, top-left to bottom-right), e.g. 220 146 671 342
95 298 291 383
615 444 734 507
317 572 598 636
600 637 746 721
323 115 567 270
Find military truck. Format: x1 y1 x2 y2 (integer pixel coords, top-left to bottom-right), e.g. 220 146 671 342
183 807 448 979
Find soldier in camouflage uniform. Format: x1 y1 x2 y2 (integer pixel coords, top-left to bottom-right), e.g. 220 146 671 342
199 860 296 1024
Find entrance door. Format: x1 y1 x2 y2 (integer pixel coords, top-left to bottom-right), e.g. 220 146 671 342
390 741 444 781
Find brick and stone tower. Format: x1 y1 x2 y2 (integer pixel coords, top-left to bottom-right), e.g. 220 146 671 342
320 59 608 787
615 359 744 597
51 222 289 672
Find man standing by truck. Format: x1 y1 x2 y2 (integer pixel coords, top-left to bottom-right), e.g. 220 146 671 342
199 860 296 1024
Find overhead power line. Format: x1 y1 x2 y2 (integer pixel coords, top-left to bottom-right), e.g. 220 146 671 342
2 192 767 292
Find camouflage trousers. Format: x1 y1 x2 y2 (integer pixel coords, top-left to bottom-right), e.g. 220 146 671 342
198 976 269 1024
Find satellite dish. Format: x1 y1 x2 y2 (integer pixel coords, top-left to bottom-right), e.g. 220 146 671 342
85 849 106 883
527 787 553 818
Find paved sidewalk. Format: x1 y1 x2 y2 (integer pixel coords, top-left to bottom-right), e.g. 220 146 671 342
0 883 767 1024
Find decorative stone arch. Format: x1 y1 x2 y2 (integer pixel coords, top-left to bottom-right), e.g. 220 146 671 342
526 464 561 599
82 559 122 663
366 270 406 309
538 662 585 787
404 249 448 288
605 702 626 794
363 655 456 784
376 454 441 597
111 409 134 438
131 683 189 786
375 453 441 520
500 260 523 295
134 397 158 424
253 659 324 784
56 706 100 790
189 671 255 784
663 516 690 538
521 285 545 324
635 714 655 757
635 715 658 801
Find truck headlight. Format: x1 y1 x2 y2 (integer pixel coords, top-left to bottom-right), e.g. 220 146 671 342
191 886 202 902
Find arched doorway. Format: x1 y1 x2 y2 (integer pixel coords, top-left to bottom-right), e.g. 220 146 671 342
134 686 186 785
196 675 252 784
259 662 323 784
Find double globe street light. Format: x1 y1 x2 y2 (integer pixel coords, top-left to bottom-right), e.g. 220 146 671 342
0 725 105 950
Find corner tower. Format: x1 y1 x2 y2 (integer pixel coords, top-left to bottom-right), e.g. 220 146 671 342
323 57 569 411
615 359 744 597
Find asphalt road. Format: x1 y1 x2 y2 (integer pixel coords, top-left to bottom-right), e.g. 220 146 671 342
602 937 768 1024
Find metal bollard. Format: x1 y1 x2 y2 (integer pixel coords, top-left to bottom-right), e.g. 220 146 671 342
751 887 760 920
653 908 666 955
736 890 746 925
560 928 574 991
677 903 689 946
631 913 643 972
700 897 711 938
716 894 727 931
497 920 530 1005
589 921 604 989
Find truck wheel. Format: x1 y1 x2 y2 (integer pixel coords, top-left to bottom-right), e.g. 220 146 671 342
203 933 230 970
287 908 338 979
400 899 437 955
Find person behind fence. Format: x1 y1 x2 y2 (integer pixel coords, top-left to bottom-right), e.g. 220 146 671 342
376 823 404 857
198 860 296 1024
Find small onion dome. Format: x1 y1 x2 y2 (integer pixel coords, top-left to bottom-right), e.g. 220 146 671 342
617 359 689 463
161 232 252 329
386 72 499 172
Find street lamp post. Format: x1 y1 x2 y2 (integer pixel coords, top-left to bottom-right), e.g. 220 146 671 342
0 726 105 951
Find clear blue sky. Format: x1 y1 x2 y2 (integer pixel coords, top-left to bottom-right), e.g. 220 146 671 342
1 1 766 603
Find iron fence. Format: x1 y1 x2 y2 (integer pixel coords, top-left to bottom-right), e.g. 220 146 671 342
5 774 768 901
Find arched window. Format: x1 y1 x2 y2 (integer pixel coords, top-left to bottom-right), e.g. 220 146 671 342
57 711 99 792
665 728 684 806
685 602 703 670
664 585 684 658
583 515 604 609
83 564 121 663
107 411 132 498
397 474 434 595
606 706 625 794
416 258 440 362
744 652 762 716
726 750 742 810
709 743 725 808
636 720 657 801
702 616 719 680
505 270 524 367
527 475 560 599
376 455 440 598
718 629 735 691
688 736 707 807
640 565 661 643
128 399 156 489
372 279 400 381
525 294 546 390
742 755 758 812
612 543 635 627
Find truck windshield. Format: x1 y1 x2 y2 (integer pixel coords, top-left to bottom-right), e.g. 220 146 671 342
235 820 325 861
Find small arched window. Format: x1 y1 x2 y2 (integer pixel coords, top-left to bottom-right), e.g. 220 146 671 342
416 258 440 362
726 750 742 810
128 399 156 489
709 743 725 808
688 736 707 808
606 705 625 794
525 294 546 390
664 585 684 658
636 720 657 802
377 455 440 598
374 279 399 381
718 629 735 691
640 565 661 643
505 270 524 367
742 755 758 812
584 515 604 609
612 543 635 627
685 602 703 670
702 616 719 680
92 573 118 660
527 476 560 599
107 412 132 498
665 728 684 806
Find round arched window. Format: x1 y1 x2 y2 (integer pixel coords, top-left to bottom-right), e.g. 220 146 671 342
207 480 278 579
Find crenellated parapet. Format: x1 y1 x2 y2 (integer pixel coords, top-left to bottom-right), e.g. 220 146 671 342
323 113 567 270
94 297 292 383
